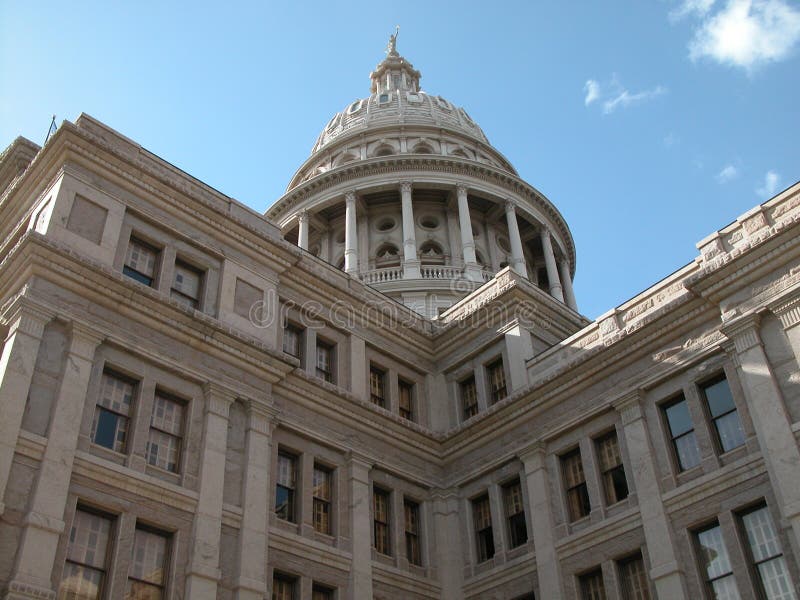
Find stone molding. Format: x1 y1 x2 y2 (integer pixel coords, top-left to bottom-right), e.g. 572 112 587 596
721 313 762 354
400 180 413 194
517 440 546 469
612 389 644 426
203 382 236 418
772 294 800 329
67 321 104 361
242 398 279 435
0 296 55 340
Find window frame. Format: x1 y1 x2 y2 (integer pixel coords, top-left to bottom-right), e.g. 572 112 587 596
502 478 528 549
123 235 161 288
91 368 138 454
59 505 115 600
315 339 335 384
170 257 204 310
699 374 746 455
472 493 495 563
692 520 740 600
486 358 507 405
282 322 304 359
398 379 414 421
404 498 422 566
373 486 391 556
617 551 652 600
460 375 479 420
578 567 607 600
126 523 171 599
595 430 629 506
312 463 333 535
272 572 297 600
369 364 387 408
145 389 186 474
275 451 298 523
660 394 702 473
561 448 591 522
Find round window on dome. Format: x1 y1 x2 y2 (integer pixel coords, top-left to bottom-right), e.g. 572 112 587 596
348 100 363 114
419 215 440 230
326 114 340 131
406 92 422 103
378 93 391 104
436 97 452 110
376 217 396 232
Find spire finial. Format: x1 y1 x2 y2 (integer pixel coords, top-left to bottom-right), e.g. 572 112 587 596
386 25 400 57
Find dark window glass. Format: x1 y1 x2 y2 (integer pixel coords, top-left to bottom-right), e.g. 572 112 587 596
663 396 701 471
694 522 740 599
701 376 745 453
562 449 591 521
579 568 607 600
596 431 629 505
373 487 391 555
503 480 528 548
275 453 296 522
404 499 421 566
473 494 494 562
461 376 479 420
618 553 651 600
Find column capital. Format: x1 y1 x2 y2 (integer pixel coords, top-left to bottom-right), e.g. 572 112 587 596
721 313 763 354
1 298 55 340
504 198 517 213
347 450 374 480
345 190 357 203
771 294 800 329
612 389 644 425
399 181 413 194
517 441 547 468
297 209 309 223
203 382 236 417
540 226 552 240
242 398 279 434
456 184 468 198
67 321 104 361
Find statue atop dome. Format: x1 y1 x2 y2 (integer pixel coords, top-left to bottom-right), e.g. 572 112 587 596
386 26 400 57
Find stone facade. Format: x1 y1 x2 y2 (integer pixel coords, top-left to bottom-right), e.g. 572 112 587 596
0 43 799 600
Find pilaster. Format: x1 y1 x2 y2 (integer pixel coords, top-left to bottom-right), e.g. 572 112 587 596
347 452 373 600
431 488 463 600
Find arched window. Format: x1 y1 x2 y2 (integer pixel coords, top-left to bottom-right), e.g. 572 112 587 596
374 145 394 157
334 153 357 167
413 143 433 154
375 243 401 267
419 241 445 265
450 148 468 158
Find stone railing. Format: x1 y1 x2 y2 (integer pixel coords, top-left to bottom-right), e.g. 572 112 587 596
421 265 462 280
360 266 403 284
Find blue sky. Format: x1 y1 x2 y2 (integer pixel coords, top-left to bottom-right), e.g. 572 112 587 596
2 1 798 319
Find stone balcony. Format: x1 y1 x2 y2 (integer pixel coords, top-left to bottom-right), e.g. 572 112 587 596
359 265 494 285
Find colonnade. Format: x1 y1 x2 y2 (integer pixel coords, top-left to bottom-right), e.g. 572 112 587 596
295 182 578 311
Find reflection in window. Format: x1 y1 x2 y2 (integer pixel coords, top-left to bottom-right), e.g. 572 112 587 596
92 370 135 453
740 505 797 600
701 376 745 453
663 396 701 471
59 509 113 600
694 522 740 600
275 453 297 523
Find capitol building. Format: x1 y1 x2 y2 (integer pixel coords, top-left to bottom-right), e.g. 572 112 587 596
0 38 799 600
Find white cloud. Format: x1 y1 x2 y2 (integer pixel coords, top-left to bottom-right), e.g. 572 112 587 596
602 85 666 114
686 0 800 70
670 0 716 21
756 170 781 197
584 76 666 114
716 164 738 182
584 79 600 105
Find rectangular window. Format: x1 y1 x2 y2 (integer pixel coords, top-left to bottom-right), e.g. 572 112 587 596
503 479 528 548
312 585 334 600
461 376 479 420
694 522 740 599
701 376 745 453
487 359 507 404
370 365 386 408
663 395 701 471
313 465 332 535
618 553 651 600
739 505 797 600
373 487 391 555
399 380 414 421
473 494 495 562
404 499 421 566
282 323 303 358
124 237 159 287
579 568 607 600
272 574 295 600
146 391 184 473
127 525 169 599
596 431 629 505
276 453 297 522
562 448 591 522
92 370 135 453
316 340 334 383
59 508 113 600
170 260 203 309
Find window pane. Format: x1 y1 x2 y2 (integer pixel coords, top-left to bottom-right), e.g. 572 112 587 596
283 326 300 357
619 554 651 600
714 411 745 453
580 569 607 600
703 378 736 418
66 511 111 568
99 372 134 415
125 580 163 600
92 408 128 452
277 454 296 487
562 450 585 488
710 575 741 600
146 429 181 472
129 529 167 585
172 262 201 300
151 394 184 436
665 399 693 436
313 467 330 500
674 431 701 470
59 563 104 600
742 507 797 600
272 577 294 600
596 433 621 472
473 495 492 530
125 239 157 279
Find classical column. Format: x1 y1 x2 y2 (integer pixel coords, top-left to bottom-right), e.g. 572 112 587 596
400 181 421 279
431 489 463 600
185 383 235 598
344 191 358 274
504 200 527 276
233 399 277 600
559 259 578 312
456 185 482 281
723 314 800 551
518 443 563 599
8 322 103 600
347 454 373 600
0 302 51 515
614 392 688 599
297 210 310 251
540 228 564 303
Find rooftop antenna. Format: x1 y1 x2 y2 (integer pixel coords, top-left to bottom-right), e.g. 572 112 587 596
43 115 57 145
